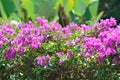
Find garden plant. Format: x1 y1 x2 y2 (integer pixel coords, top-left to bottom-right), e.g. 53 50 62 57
0 17 120 80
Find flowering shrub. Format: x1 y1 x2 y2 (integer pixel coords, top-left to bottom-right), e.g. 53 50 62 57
0 17 120 79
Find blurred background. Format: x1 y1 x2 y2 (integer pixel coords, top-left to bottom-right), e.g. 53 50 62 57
0 0 120 26
98 0 120 22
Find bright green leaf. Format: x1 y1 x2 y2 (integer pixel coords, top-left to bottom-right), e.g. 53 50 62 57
63 0 74 16
0 0 7 20
55 0 74 16
89 11 103 25
88 0 99 17
73 0 99 18
73 0 89 16
13 0 23 18
21 0 35 18
32 0 57 21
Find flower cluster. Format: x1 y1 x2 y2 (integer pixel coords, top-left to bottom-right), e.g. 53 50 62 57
2 20 47 60
0 17 120 66
56 51 73 64
37 55 50 66
82 17 120 63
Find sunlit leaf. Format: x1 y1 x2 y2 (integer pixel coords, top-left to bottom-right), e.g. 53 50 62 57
88 0 99 17
73 0 88 16
63 0 74 16
0 0 7 20
32 0 57 21
55 0 74 16
73 0 99 17
89 11 103 25
13 0 23 18
0 0 17 19
21 0 35 19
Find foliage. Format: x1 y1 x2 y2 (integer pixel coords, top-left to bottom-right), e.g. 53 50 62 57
98 0 120 22
0 17 120 79
0 0 102 25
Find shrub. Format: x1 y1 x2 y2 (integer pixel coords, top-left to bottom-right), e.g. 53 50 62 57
0 17 120 80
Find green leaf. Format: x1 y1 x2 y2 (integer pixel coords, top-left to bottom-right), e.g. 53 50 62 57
88 0 99 17
83 6 92 20
32 0 57 21
0 0 23 20
0 0 7 20
12 0 23 18
63 0 74 16
55 0 74 16
74 0 86 16
73 0 89 16
89 11 103 25
1 0 16 17
21 0 35 19
73 0 99 17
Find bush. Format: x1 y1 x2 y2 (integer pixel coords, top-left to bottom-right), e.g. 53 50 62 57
0 17 120 80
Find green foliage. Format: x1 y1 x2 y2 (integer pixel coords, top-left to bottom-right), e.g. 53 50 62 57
21 0 35 19
0 0 23 21
73 0 98 17
86 11 104 25
1 0 16 17
33 0 57 21
0 17 120 79
55 0 74 16
98 0 120 20
0 0 7 20
0 0 102 25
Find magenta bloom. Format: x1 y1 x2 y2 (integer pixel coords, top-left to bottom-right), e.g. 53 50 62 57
36 17 47 25
37 55 50 66
17 23 22 29
62 27 72 38
2 23 15 36
3 47 17 60
66 52 73 59
29 42 41 49
56 52 64 58
97 56 104 63
51 22 62 32
81 24 90 30
66 40 73 45
112 56 118 65
74 37 80 45
0 41 4 47
59 59 64 65
66 22 80 30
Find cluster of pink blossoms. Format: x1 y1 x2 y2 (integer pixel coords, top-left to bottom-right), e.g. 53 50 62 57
0 17 120 66
37 55 50 66
82 17 120 64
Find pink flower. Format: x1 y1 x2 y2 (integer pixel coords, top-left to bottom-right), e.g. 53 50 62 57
66 52 73 59
56 52 64 58
59 59 64 65
37 55 50 66
66 40 72 45
74 37 80 45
